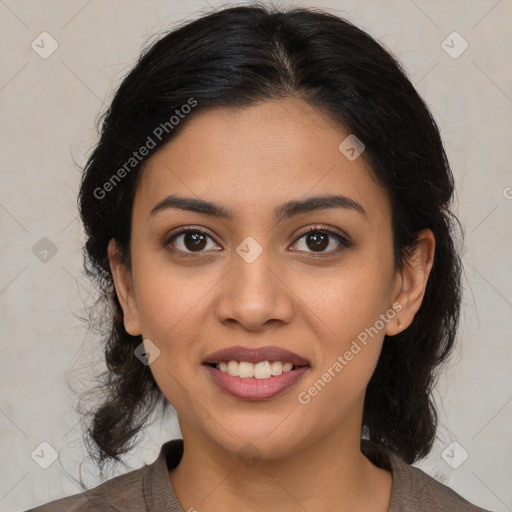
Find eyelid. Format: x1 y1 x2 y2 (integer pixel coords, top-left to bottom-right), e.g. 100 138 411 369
293 224 351 244
163 225 220 247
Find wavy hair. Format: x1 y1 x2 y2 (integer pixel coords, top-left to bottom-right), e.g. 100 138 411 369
77 3 463 468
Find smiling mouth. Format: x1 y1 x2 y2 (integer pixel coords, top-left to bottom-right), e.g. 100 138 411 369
202 345 310 399
203 362 309 400
203 360 307 379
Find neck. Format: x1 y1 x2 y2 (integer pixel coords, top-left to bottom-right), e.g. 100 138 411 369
168 420 392 512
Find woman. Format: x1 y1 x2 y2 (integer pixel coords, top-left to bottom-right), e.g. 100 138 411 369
27 4 492 511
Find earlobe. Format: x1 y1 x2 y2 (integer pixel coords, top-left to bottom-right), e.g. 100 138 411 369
385 229 435 336
107 239 142 336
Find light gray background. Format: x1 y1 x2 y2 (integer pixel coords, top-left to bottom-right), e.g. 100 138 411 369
1 0 511 511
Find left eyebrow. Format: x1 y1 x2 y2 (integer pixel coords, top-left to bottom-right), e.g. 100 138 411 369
149 193 368 223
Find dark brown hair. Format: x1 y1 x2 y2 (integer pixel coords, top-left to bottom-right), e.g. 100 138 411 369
78 3 463 469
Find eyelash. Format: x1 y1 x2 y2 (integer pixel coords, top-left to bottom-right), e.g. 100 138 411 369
163 225 351 258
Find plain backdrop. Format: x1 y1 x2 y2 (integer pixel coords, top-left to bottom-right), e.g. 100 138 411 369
1 0 511 511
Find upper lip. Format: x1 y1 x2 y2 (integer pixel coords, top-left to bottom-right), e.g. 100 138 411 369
203 346 310 366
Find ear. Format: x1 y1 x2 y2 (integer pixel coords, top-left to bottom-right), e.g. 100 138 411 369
107 238 142 336
386 229 435 336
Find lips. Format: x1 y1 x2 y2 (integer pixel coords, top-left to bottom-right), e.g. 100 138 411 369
205 365 309 400
202 345 310 400
202 345 310 366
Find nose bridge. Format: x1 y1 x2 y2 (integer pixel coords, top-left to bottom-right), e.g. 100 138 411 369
215 236 293 330
232 237 278 308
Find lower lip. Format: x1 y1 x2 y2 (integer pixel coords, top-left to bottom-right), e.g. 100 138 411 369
204 365 309 400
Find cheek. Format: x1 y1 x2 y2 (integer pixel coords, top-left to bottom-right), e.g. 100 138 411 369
296 285 388 432
132 264 210 421
294 252 393 344
131 247 213 342
294 255 393 402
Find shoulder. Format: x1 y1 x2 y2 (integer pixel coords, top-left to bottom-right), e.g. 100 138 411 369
23 439 184 512
361 440 493 512
387 450 494 512
23 463 148 512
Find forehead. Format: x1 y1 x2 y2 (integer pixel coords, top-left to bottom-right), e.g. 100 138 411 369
135 98 391 226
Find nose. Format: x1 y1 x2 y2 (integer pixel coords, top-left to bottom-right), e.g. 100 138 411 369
215 244 295 332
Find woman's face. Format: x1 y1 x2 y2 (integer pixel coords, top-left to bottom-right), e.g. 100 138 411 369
110 97 427 460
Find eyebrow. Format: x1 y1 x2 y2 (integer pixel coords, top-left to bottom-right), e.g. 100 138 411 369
149 193 368 223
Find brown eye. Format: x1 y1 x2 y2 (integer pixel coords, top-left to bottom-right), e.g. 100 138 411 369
305 231 329 251
183 231 208 251
166 228 220 255
291 227 351 255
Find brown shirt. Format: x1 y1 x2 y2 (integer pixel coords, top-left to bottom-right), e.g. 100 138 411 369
26 439 493 512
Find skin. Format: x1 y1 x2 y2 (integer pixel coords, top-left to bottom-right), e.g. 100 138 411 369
108 97 435 512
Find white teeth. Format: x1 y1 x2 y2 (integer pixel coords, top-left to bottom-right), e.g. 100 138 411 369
216 360 297 379
227 360 238 377
254 361 272 379
238 361 254 378
270 361 282 375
